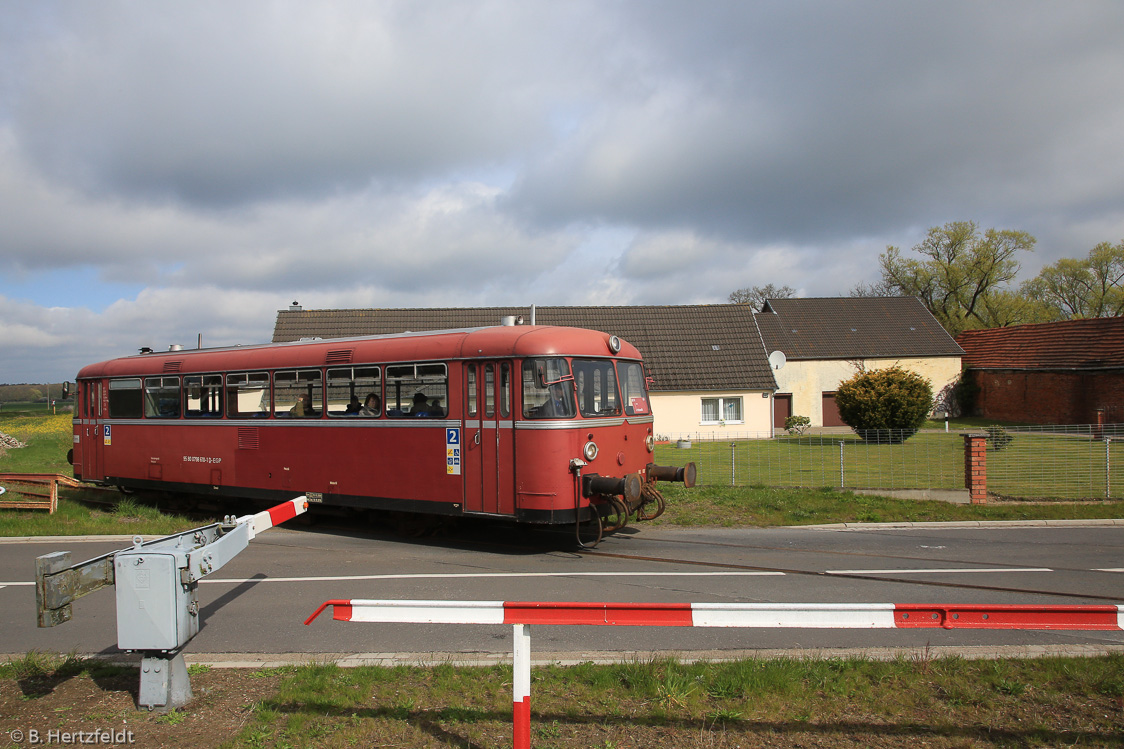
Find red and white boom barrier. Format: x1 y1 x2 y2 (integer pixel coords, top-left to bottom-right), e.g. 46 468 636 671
307 598 1124 742
305 599 1124 749
236 496 307 540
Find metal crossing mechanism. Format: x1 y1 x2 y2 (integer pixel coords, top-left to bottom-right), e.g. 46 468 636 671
36 497 308 710
306 598 1124 749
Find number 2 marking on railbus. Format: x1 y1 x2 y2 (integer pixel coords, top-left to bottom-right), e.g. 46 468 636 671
446 428 461 475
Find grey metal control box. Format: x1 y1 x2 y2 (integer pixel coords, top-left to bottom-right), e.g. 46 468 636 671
114 548 198 651
36 496 309 711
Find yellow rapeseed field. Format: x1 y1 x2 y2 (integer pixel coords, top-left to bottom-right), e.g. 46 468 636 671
0 413 72 441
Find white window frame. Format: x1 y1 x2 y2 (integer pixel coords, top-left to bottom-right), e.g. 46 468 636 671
700 396 743 425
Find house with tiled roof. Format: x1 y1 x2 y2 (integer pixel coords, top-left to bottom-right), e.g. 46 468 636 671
956 317 1124 424
273 305 779 437
755 297 964 427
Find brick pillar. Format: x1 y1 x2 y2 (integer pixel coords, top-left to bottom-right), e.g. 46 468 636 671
962 434 987 504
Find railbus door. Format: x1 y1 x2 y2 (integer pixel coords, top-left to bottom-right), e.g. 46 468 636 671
80 380 104 481
463 361 516 515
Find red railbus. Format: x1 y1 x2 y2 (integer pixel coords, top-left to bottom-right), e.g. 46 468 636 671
69 325 694 538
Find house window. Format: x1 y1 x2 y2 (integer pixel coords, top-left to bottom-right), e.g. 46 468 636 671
701 396 743 425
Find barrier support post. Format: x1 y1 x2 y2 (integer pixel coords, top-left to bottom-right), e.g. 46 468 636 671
513 623 531 749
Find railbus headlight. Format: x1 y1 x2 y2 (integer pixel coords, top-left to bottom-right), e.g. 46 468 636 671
645 434 656 453
583 440 599 461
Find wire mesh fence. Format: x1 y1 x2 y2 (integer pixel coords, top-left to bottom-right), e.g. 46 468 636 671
981 424 1124 500
655 424 1124 501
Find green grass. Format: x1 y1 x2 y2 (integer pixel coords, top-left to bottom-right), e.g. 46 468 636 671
4 411 1124 537
651 484 1124 527
1 412 211 536
217 655 1124 748
0 401 70 415
658 429 1124 501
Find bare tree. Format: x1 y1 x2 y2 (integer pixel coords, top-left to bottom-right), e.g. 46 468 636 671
728 283 795 309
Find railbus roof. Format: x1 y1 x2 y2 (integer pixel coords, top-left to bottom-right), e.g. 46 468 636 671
75 325 642 379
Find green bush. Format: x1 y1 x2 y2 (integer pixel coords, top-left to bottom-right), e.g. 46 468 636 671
835 366 933 444
985 425 1014 450
784 415 811 435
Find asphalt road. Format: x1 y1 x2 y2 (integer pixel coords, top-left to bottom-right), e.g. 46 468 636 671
3 521 1124 664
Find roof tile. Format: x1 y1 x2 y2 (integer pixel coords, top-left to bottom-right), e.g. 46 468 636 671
956 317 1124 370
273 305 777 391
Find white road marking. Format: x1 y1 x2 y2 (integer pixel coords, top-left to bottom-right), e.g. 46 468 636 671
827 568 1052 575
199 571 787 584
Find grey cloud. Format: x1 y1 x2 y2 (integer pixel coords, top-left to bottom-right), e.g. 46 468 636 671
506 2 1124 247
7 2 589 207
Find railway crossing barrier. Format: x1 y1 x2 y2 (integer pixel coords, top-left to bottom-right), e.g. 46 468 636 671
305 598 1124 749
35 496 308 710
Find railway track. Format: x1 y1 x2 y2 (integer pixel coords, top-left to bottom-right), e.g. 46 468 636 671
27 483 1124 607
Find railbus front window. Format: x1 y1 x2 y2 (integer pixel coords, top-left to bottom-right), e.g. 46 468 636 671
144 376 181 418
327 366 381 417
386 363 448 418
184 374 223 418
573 359 621 417
618 361 651 416
226 372 270 419
107 378 142 418
521 358 575 419
275 369 323 418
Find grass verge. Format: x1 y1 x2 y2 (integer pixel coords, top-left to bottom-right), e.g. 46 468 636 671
6 653 1121 748
652 484 1124 527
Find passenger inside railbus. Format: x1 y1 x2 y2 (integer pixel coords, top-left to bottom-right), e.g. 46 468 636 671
343 395 361 415
290 393 316 418
411 392 429 416
428 398 444 417
360 393 381 417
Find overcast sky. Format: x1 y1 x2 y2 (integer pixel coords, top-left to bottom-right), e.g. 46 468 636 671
3 1 1124 383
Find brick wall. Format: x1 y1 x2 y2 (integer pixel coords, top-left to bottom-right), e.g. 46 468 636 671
967 369 1124 424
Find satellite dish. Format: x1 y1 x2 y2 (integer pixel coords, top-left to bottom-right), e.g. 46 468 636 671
768 350 787 371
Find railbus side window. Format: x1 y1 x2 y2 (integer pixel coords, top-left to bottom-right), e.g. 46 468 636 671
617 361 650 416
483 364 495 418
327 366 381 417
385 363 447 418
226 372 270 418
275 369 323 418
184 375 223 418
573 359 621 417
466 365 477 417
144 376 181 418
107 378 143 418
521 358 575 419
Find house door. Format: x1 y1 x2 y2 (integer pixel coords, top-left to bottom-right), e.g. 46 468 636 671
463 362 515 515
822 392 845 427
773 394 792 430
